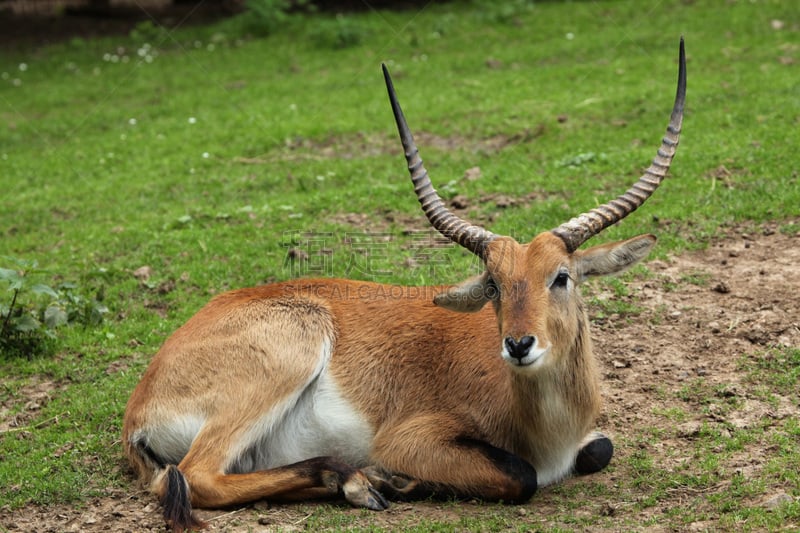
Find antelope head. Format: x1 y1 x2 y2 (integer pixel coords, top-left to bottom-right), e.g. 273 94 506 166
384 39 686 371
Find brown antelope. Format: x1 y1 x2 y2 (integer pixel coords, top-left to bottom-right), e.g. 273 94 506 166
123 39 686 531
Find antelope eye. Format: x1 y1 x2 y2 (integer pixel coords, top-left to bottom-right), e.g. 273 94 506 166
485 276 500 300
551 271 570 289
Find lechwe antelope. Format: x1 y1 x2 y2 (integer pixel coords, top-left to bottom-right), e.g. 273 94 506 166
123 39 686 531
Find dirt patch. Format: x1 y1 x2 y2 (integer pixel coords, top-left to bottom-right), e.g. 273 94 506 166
1 220 798 531
0 378 68 436
235 128 544 165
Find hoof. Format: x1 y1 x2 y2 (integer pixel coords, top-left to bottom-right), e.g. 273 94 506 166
342 471 390 511
574 433 613 475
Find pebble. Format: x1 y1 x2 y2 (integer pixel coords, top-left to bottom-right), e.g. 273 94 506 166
764 492 794 509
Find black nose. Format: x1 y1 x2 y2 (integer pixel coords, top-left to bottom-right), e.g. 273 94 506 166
504 335 535 359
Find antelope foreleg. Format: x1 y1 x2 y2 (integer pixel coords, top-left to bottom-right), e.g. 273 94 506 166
369 415 538 503
574 431 614 476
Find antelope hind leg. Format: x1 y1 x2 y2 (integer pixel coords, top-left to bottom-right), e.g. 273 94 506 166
178 451 388 510
155 455 388 532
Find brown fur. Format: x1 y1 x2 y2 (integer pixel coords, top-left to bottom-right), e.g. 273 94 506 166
122 231 655 531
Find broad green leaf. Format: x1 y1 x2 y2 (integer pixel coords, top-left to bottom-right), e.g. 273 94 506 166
1 256 36 270
13 314 40 332
31 284 60 299
0 268 23 291
89 304 109 325
44 306 69 329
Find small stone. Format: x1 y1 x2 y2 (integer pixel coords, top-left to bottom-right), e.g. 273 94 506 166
133 265 153 281
677 421 702 438
463 166 481 181
712 282 730 294
450 195 470 209
599 502 615 516
764 492 793 509
253 501 271 512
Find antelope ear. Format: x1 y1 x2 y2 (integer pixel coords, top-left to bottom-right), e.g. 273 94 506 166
575 234 656 282
433 272 494 313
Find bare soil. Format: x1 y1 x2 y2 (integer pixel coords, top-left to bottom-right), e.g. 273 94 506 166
2 220 798 532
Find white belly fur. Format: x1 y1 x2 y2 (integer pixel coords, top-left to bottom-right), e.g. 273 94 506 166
228 370 374 473
259 371 373 468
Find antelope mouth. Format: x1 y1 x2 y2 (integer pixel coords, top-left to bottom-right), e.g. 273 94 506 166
502 345 550 368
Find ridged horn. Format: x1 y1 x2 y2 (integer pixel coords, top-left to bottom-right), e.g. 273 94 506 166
552 37 687 253
383 64 497 260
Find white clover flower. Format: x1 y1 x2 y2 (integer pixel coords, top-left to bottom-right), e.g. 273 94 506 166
188 117 197 124
19 63 28 71
129 118 137 125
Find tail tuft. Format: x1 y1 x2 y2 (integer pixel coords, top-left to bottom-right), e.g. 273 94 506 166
161 465 206 532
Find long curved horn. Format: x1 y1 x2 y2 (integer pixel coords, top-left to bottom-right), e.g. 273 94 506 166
552 37 687 253
383 64 497 260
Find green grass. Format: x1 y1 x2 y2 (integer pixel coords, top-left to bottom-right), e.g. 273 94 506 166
1 0 799 530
